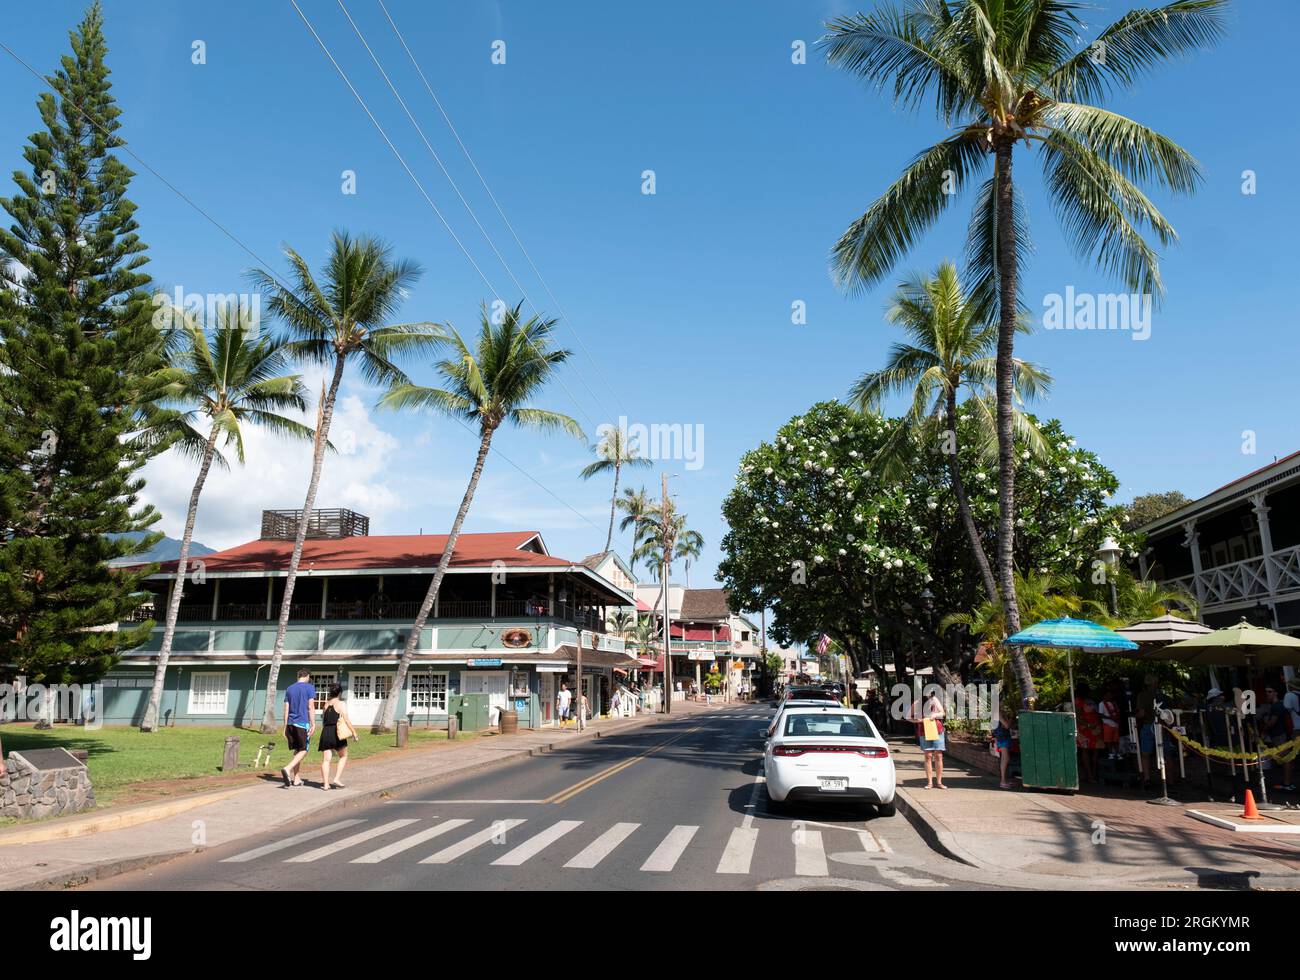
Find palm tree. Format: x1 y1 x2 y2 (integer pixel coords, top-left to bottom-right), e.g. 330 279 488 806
615 486 654 573
608 609 635 637
140 307 313 731
248 231 440 731
374 302 584 731
581 427 651 554
634 499 704 709
851 261 1050 625
822 0 1226 700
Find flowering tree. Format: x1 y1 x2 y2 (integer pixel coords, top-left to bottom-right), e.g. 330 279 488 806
718 401 1131 690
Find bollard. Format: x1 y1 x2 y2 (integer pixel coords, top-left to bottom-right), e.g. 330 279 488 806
221 735 241 772
396 719 410 748
447 714 458 741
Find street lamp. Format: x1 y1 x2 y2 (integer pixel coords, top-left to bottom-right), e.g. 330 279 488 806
1096 535 1122 616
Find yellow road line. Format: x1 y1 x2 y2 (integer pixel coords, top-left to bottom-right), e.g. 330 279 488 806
544 727 701 805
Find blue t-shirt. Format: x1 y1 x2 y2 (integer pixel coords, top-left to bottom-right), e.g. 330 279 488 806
285 681 316 728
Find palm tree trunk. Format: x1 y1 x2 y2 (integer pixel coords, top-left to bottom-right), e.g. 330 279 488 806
994 139 1036 705
377 423 495 732
604 460 620 554
141 427 220 732
945 391 999 606
260 353 347 732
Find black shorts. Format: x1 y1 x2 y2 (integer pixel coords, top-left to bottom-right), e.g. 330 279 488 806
285 725 309 752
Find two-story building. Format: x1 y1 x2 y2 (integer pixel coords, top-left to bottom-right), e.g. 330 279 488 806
1139 451 1300 633
102 509 636 728
630 585 761 690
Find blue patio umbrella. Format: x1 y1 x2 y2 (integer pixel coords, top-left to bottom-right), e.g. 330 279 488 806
1005 618 1138 714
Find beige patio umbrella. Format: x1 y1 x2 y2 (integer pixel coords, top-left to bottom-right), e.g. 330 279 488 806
1115 614 1213 653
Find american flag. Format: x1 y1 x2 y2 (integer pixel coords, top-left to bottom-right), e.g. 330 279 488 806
815 633 830 655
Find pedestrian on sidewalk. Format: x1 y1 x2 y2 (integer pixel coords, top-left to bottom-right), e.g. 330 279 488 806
319 684 356 790
281 668 316 787
1099 681 1122 762
910 691 948 790
992 706 1014 788
557 682 572 730
1074 682 1104 784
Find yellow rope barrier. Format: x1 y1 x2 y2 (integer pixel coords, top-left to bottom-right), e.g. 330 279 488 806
1163 726 1300 765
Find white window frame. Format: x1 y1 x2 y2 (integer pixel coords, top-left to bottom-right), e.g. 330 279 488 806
408 671 449 713
187 672 230 715
310 673 337 713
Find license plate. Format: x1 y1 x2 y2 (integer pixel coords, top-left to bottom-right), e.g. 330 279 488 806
818 777 848 792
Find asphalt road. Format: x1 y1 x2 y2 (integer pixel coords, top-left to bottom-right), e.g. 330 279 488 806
84 703 1010 891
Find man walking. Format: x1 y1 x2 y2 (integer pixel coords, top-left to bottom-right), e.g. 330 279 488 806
281 668 316 787
557 681 572 730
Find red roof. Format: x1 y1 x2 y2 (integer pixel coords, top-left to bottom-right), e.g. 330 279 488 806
635 598 652 612
670 624 731 641
152 531 567 575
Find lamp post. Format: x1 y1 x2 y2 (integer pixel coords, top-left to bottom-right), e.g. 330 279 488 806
1096 535 1122 616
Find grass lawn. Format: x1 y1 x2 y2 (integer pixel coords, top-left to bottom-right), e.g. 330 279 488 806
0 722 472 811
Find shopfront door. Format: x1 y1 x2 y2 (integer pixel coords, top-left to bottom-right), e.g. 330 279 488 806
346 672 393 726
462 671 509 725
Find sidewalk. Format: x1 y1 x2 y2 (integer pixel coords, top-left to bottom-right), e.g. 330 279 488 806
891 737 1300 889
0 701 721 891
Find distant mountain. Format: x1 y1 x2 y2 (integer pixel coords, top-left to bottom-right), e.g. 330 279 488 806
109 533 217 566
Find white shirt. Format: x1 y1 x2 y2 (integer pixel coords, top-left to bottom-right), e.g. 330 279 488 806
557 689 572 711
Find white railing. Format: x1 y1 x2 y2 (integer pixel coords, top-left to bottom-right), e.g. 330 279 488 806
1169 543 1300 606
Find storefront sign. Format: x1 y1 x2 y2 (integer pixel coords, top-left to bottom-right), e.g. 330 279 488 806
535 663 567 673
501 628 532 648
466 658 503 667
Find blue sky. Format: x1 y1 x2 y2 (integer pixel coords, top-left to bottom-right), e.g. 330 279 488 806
2 1 1297 592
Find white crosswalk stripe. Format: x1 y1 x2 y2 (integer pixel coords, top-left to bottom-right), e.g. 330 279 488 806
492 820 583 866
224 816 896 880
420 818 527 864
564 822 640 869
640 825 698 872
716 827 759 875
286 819 419 863
222 819 364 863
795 830 829 876
352 818 471 864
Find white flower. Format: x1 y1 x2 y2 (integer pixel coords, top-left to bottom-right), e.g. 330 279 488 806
893 558 904 568
830 434 840 443
847 533 856 542
975 472 987 482
854 514 863 524
1021 450 1030 460
804 460 813 470
763 467 773 475
834 478 845 488
814 555 825 564
849 450 858 458
821 523 833 532
838 548 847 556
819 450 828 459
1016 518 1025 527
1057 466 1068 474
911 525 923 534
826 466 836 475
927 499 938 510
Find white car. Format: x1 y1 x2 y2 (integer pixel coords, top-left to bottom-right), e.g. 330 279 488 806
765 699 840 738
764 706 896 817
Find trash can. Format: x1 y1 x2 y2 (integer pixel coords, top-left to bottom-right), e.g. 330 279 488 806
499 708 519 734
1018 710 1079 790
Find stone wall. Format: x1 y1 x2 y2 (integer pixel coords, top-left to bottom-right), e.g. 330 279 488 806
0 756 95 820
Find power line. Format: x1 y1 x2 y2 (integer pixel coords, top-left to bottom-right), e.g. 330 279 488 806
289 0 601 434
0 34 605 538
336 0 624 427
375 0 632 421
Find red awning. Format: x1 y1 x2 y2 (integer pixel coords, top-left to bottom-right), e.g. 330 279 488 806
635 599 652 612
636 656 664 670
669 624 731 641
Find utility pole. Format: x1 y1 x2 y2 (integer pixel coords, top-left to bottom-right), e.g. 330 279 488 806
576 617 585 731
661 472 672 715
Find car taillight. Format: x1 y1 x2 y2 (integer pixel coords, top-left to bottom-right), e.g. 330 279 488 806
774 745 889 757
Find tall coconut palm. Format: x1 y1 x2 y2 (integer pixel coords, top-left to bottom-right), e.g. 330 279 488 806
822 0 1226 701
374 302 584 731
616 486 654 572
581 427 652 554
248 231 440 731
140 306 313 731
851 261 1050 612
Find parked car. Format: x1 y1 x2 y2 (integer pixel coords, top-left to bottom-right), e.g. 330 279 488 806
766 699 839 737
764 706 896 817
784 686 839 703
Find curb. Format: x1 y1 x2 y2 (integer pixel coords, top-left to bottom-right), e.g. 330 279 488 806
0 786 248 847
892 786 982 869
12 708 698 891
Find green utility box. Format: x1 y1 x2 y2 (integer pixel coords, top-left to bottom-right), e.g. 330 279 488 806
453 693 492 732
1018 710 1079 791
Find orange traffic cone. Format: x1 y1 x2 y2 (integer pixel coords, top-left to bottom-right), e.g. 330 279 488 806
1241 789 1265 820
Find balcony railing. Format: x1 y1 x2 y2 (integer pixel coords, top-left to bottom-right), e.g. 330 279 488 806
124 599 606 632
1167 543 1300 606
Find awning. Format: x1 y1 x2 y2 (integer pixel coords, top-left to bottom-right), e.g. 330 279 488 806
635 598 652 612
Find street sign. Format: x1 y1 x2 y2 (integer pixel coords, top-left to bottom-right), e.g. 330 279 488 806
534 663 567 673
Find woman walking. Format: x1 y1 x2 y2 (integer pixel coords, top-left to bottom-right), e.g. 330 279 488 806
319 684 356 790
911 691 948 790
